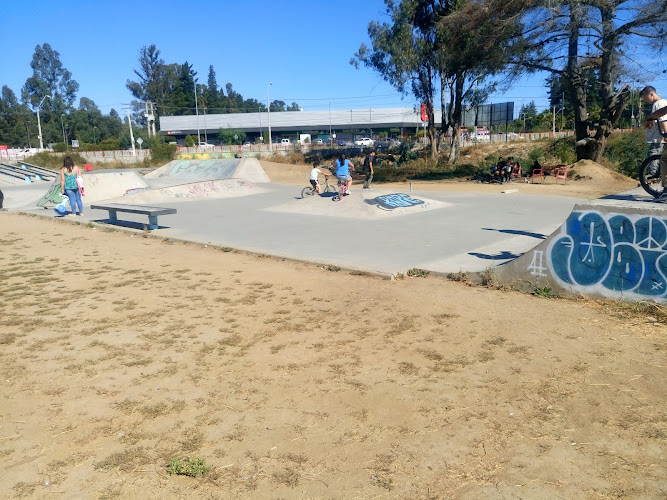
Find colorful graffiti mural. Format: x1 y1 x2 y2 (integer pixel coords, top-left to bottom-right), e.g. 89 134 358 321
546 210 667 299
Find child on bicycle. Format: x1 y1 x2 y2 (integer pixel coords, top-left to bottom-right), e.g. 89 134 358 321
309 162 329 194
333 153 354 195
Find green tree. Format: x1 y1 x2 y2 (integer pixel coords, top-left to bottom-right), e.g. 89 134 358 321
21 43 79 113
505 0 667 161
218 128 245 145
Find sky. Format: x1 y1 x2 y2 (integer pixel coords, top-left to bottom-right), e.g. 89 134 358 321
2 0 666 119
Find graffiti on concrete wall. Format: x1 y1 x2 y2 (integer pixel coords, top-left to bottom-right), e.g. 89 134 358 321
546 210 667 299
169 160 236 178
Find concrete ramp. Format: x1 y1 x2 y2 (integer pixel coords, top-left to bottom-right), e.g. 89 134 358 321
266 189 450 220
489 193 667 303
35 171 149 207
145 158 269 183
104 178 264 204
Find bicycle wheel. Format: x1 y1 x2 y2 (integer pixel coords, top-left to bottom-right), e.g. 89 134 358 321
324 183 337 193
639 154 664 198
301 186 315 199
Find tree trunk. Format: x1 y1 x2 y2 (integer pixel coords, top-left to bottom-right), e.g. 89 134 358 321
448 71 464 164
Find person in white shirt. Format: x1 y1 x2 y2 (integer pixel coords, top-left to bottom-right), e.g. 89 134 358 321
645 96 667 202
639 86 667 176
309 162 330 194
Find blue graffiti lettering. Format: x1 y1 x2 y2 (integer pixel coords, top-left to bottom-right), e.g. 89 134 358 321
375 194 425 210
548 211 667 299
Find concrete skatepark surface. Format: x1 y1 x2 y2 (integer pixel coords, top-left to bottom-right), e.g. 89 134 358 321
3 158 666 301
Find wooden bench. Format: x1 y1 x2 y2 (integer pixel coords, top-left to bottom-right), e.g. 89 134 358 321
90 203 177 230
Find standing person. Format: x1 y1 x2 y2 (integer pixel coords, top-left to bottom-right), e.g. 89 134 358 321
334 153 354 195
60 156 84 216
363 150 376 189
645 103 667 201
639 86 667 176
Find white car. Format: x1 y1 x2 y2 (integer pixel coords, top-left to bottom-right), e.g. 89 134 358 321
354 137 374 146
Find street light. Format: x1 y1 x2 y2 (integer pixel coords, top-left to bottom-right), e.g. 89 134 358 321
60 114 67 150
267 82 273 151
36 95 50 150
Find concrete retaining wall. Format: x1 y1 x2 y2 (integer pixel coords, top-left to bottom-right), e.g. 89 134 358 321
490 202 667 303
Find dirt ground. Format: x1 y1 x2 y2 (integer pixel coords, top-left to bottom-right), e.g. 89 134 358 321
261 158 638 200
1 211 665 499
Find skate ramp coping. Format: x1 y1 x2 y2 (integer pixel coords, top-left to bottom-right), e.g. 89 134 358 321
487 199 667 303
145 158 269 183
266 189 451 220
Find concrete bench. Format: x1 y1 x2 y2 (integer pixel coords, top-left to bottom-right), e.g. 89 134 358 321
90 203 177 230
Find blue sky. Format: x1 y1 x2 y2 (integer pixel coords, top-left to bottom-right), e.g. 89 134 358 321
2 0 666 118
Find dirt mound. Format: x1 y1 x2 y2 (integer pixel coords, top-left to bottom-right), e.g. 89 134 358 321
560 159 633 183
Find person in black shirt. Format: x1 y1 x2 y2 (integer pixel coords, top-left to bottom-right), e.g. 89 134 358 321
363 151 376 189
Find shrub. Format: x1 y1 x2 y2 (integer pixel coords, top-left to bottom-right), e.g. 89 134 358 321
603 129 646 179
166 456 210 477
24 152 88 170
184 135 195 147
98 138 120 151
549 137 577 164
528 147 545 163
218 129 246 145
149 138 177 162
52 142 67 152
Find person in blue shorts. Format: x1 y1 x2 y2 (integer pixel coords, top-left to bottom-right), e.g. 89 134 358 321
333 153 354 195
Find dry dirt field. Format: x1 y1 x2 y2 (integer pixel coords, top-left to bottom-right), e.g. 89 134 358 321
1 209 665 499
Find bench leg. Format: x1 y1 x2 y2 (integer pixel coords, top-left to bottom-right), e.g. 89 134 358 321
148 215 158 230
108 210 117 222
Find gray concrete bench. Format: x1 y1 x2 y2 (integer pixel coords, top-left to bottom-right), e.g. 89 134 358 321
90 203 177 230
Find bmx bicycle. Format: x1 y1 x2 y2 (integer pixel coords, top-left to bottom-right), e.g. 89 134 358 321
638 154 665 199
332 177 349 201
301 175 336 198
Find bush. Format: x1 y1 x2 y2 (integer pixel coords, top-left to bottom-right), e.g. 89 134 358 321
218 128 246 145
24 152 88 170
184 135 195 147
52 142 67 152
604 129 646 179
166 456 210 477
549 137 577 164
98 138 120 151
149 138 177 162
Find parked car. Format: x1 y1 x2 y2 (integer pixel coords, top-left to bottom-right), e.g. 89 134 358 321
354 137 374 146
312 138 324 145
281 138 291 145
375 138 400 150
337 139 347 146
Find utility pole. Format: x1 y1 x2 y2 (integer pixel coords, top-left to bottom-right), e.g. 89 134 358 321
552 105 556 134
127 109 136 156
145 102 151 137
150 102 157 137
36 95 50 150
194 79 200 146
267 82 272 151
